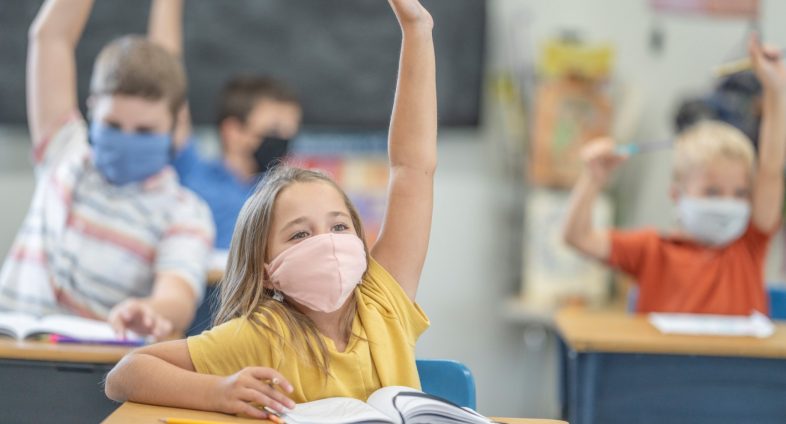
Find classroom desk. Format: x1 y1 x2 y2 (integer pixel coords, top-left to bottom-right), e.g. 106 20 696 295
0 339 131 424
103 401 568 424
556 307 786 424
207 268 225 285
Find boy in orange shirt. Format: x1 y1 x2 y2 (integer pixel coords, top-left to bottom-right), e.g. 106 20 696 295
563 36 786 315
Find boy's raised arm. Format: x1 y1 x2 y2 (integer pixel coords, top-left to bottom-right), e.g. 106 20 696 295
148 0 185 59
148 0 191 149
27 0 94 147
563 139 627 261
371 0 437 301
750 35 786 233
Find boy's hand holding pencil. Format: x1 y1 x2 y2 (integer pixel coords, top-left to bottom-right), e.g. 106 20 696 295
581 138 629 186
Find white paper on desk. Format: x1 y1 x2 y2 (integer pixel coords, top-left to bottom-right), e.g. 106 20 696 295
649 311 775 338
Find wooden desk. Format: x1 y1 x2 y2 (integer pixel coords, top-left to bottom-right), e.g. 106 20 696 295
103 402 568 424
557 306 786 358
556 307 786 424
207 268 224 286
0 338 130 363
0 340 132 424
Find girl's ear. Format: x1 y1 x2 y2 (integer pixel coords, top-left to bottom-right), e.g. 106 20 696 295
262 263 272 288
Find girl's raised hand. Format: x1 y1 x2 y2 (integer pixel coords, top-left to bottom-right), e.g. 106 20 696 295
388 0 433 30
211 367 296 419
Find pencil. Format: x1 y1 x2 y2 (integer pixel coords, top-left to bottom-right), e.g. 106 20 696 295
713 48 786 78
158 418 235 424
263 406 287 424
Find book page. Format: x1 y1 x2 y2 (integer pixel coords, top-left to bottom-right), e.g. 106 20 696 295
0 312 37 339
31 315 129 341
367 386 491 424
283 396 393 424
649 311 775 338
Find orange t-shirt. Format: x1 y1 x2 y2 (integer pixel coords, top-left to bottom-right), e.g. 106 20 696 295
608 224 773 315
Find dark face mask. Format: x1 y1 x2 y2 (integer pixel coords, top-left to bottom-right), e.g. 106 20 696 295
253 135 291 174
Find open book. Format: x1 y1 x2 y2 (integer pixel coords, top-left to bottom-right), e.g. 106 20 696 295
0 312 143 344
282 386 495 424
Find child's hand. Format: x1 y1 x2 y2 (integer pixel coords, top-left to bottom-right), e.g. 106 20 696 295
108 298 173 341
581 138 628 185
749 33 786 94
212 367 296 419
388 0 433 31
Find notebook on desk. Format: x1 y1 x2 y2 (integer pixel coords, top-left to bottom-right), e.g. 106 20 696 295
649 311 775 338
282 386 494 424
0 312 144 345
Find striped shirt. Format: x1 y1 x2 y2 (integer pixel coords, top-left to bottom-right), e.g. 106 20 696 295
0 114 215 319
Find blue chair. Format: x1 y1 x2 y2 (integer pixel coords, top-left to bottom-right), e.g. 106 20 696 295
769 286 786 320
416 359 477 410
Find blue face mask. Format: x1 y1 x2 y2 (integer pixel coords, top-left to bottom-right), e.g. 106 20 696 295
89 121 172 185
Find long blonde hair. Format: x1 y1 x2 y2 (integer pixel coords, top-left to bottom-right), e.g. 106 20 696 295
213 166 368 376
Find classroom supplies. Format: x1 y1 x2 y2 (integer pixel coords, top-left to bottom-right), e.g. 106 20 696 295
0 312 143 344
159 418 235 424
615 140 672 155
263 406 287 424
539 38 615 81
649 311 775 338
49 334 145 347
281 386 494 424
523 189 612 308
713 48 786 78
531 73 613 188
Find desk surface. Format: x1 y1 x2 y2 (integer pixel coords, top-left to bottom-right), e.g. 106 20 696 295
0 339 131 364
556 307 786 359
207 269 224 286
103 402 567 424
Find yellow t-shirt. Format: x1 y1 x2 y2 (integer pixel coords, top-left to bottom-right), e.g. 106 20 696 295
187 257 430 403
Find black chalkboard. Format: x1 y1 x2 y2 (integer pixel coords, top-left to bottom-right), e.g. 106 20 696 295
0 0 485 129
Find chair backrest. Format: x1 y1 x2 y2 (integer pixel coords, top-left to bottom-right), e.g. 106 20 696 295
416 359 477 410
769 286 786 320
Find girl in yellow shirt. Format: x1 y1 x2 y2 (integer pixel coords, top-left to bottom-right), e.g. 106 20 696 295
105 0 437 420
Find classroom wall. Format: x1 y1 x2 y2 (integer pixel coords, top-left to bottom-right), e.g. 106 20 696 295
3 0 786 420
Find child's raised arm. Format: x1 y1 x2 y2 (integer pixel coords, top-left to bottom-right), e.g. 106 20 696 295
148 0 192 149
27 0 94 146
370 0 437 301
749 35 786 233
563 139 628 261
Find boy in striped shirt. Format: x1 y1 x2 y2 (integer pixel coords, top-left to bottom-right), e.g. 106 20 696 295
0 0 215 340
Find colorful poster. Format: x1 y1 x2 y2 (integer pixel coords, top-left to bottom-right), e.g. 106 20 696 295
650 0 759 18
530 78 612 188
522 188 612 308
291 154 389 246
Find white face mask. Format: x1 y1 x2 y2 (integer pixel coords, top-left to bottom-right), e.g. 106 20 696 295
676 196 751 246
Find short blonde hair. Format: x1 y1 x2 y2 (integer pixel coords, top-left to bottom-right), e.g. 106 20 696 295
90 36 186 118
673 120 755 183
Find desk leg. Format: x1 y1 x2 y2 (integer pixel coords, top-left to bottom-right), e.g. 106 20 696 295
565 349 601 424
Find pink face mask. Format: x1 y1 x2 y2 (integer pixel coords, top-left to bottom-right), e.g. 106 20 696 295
267 233 367 313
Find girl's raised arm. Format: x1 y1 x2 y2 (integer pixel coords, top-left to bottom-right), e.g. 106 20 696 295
371 0 437 301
